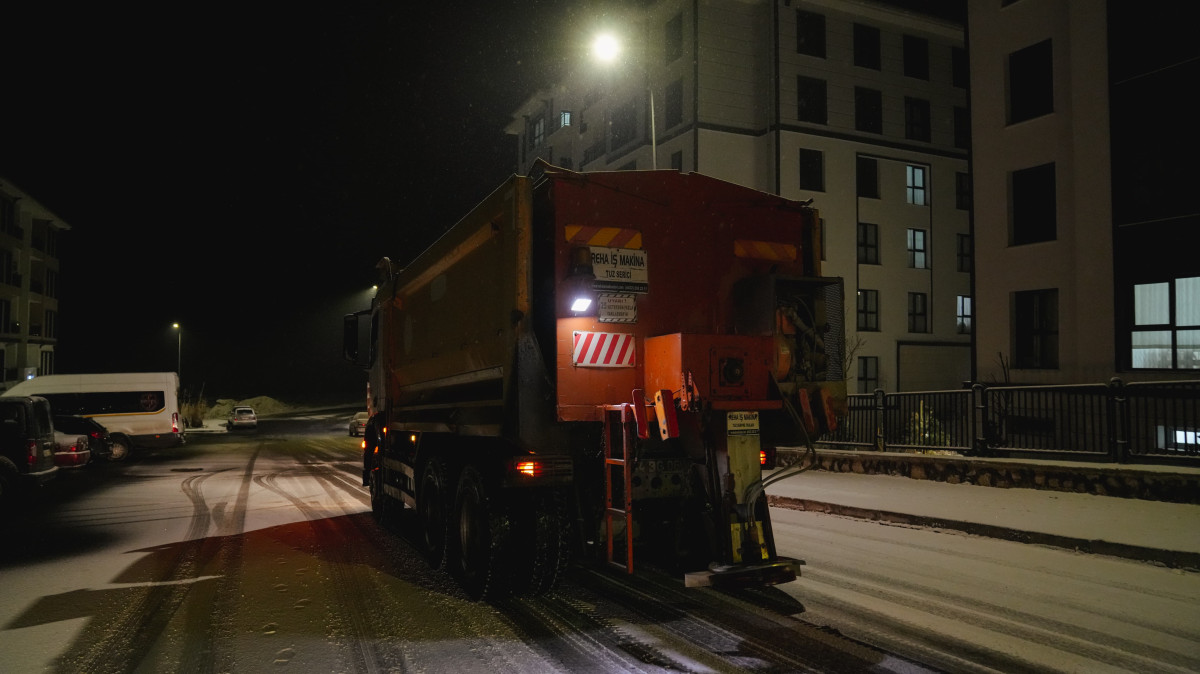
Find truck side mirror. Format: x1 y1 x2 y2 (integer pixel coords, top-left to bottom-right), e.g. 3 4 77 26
343 311 372 367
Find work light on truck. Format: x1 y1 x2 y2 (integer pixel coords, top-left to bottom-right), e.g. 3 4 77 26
570 297 593 312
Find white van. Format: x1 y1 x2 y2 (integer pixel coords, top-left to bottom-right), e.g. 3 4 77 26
3 372 184 460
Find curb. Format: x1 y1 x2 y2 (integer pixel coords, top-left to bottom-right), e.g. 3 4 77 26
767 494 1200 571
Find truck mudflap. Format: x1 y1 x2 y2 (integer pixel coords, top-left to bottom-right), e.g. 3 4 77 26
683 557 805 589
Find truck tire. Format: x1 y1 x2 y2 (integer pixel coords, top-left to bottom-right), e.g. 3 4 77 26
518 489 570 596
452 465 504 600
418 459 452 569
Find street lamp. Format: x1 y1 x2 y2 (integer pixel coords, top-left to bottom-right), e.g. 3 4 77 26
172 323 181 380
592 31 657 170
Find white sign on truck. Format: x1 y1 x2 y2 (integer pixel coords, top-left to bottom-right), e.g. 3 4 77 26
590 247 648 293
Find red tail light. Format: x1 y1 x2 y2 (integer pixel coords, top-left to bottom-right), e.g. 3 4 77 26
514 460 539 477
27 440 37 466
172 412 179 434
759 450 767 465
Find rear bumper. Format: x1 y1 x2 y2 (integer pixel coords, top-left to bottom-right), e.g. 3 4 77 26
131 433 186 449
54 450 91 468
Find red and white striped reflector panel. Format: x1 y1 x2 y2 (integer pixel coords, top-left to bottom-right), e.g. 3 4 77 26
572 331 636 368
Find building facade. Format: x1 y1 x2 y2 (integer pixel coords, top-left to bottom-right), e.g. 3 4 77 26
967 0 1198 384
0 178 67 390
509 0 971 392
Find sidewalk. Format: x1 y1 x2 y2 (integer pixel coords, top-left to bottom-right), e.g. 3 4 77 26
765 467 1200 569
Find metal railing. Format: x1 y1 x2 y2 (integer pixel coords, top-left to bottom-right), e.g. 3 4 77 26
822 379 1200 464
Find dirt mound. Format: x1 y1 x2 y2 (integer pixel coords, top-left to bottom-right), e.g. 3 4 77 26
207 396 292 419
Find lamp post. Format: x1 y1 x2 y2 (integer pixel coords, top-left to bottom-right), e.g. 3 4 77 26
593 32 657 170
172 323 181 380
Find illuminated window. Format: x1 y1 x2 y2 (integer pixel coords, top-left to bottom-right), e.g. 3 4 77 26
957 296 972 334
907 229 928 269
1132 276 1200 369
906 165 927 205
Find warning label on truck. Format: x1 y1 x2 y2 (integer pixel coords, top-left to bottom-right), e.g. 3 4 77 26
590 247 648 293
598 293 637 323
727 411 760 436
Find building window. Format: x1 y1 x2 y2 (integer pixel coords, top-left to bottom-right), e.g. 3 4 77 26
1011 162 1056 245
957 234 973 273
45 269 58 299
44 309 57 339
1014 289 1059 369
0 194 17 238
904 97 931 142
609 100 638 151
855 87 882 134
955 172 972 211
858 356 880 394
954 106 970 149
908 292 929 333
857 289 880 331
530 116 545 148
1009 39 1053 123
907 229 928 269
670 151 683 172
854 23 881 70
957 296 973 334
0 299 10 333
799 149 824 192
0 248 14 287
906 165 927 206
664 79 683 129
796 10 826 58
559 110 571 128
857 156 879 198
39 350 54 377
796 76 827 125
903 35 929 80
665 13 683 64
1132 277 1200 370
952 46 969 88
857 223 880 264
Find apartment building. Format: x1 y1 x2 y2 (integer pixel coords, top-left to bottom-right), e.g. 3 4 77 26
967 0 1197 384
509 0 970 392
0 178 68 390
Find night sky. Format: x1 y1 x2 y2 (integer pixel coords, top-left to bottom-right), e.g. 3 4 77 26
2 1 585 403
2 1 961 404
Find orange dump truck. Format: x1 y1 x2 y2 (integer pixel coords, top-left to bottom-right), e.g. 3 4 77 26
344 165 845 598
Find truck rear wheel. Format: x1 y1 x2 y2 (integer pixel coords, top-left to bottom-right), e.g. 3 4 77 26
419 459 452 569
517 489 570 596
453 465 504 600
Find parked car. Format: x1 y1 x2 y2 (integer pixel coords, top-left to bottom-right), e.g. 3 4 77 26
227 406 257 430
349 412 369 436
54 415 115 461
52 432 92 468
0 395 59 504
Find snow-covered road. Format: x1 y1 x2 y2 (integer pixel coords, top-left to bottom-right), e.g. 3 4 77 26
2 415 1195 672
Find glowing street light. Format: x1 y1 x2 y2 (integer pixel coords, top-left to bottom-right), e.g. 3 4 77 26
592 30 657 169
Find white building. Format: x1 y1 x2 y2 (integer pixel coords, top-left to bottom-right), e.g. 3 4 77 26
509 0 971 392
967 0 1198 384
0 178 68 390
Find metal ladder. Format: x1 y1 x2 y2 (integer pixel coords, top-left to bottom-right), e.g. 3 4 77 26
603 403 638 573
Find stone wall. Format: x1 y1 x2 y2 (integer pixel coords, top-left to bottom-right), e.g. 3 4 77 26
777 448 1200 505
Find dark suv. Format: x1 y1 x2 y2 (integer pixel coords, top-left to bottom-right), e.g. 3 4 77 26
0 396 59 504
